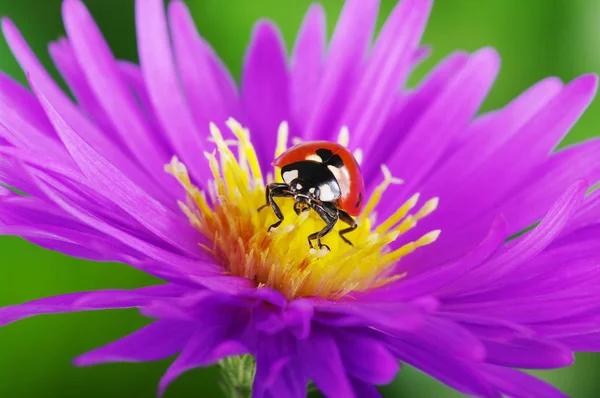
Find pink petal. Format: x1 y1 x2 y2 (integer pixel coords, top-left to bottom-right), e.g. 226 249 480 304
135 0 211 184
29 75 202 257
167 1 239 133
75 319 194 366
304 0 380 140
241 21 290 167
341 0 432 145
290 4 326 134
298 327 355 398
62 0 173 190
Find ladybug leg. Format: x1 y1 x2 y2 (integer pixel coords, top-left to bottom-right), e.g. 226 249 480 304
338 210 357 247
308 202 339 251
258 183 289 211
259 183 293 231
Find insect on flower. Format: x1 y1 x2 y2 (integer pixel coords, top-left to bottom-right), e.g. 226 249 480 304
0 0 599 397
259 141 366 251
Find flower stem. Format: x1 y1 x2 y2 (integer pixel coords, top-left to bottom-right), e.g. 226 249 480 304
217 355 256 398
217 354 319 397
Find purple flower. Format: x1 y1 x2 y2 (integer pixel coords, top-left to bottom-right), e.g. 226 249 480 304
1 0 599 396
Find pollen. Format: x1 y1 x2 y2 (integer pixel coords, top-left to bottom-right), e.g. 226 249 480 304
166 119 440 299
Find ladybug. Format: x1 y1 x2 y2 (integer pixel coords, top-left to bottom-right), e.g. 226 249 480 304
259 141 365 251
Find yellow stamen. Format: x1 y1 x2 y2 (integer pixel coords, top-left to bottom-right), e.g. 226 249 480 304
389 196 440 237
226 118 263 186
383 230 441 264
167 119 440 299
360 165 403 220
275 121 289 158
273 121 289 183
376 193 420 233
353 148 363 165
337 126 350 147
416 197 439 219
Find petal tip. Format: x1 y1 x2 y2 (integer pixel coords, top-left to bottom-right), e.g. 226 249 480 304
571 178 590 193
576 73 598 95
491 213 509 234
251 18 283 41
413 0 434 14
244 19 287 66
157 376 172 397
72 354 95 367
62 0 81 8
306 2 326 15
473 47 501 67
1 16 13 27
61 0 87 20
537 75 564 90
166 0 187 17
558 350 576 367
1 16 17 36
47 37 68 54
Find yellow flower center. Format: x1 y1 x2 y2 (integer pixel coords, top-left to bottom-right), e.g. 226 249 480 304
166 119 440 300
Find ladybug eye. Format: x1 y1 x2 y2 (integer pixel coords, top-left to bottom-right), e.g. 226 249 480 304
309 187 320 199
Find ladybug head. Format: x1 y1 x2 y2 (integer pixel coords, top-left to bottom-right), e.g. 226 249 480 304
289 179 320 214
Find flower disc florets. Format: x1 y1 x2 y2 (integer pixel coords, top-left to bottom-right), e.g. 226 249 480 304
167 118 440 299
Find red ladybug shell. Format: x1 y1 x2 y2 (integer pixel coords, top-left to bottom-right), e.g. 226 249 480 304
273 141 365 216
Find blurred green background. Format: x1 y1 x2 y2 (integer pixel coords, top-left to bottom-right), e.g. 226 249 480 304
0 0 599 397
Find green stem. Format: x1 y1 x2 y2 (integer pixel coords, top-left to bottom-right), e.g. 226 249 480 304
217 355 318 397
218 355 256 398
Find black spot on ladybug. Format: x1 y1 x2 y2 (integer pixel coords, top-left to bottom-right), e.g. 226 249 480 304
328 155 344 168
355 192 362 208
316 148 344 168
316 148 333 162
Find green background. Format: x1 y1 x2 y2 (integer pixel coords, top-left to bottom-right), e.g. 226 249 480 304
0 0 599 397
